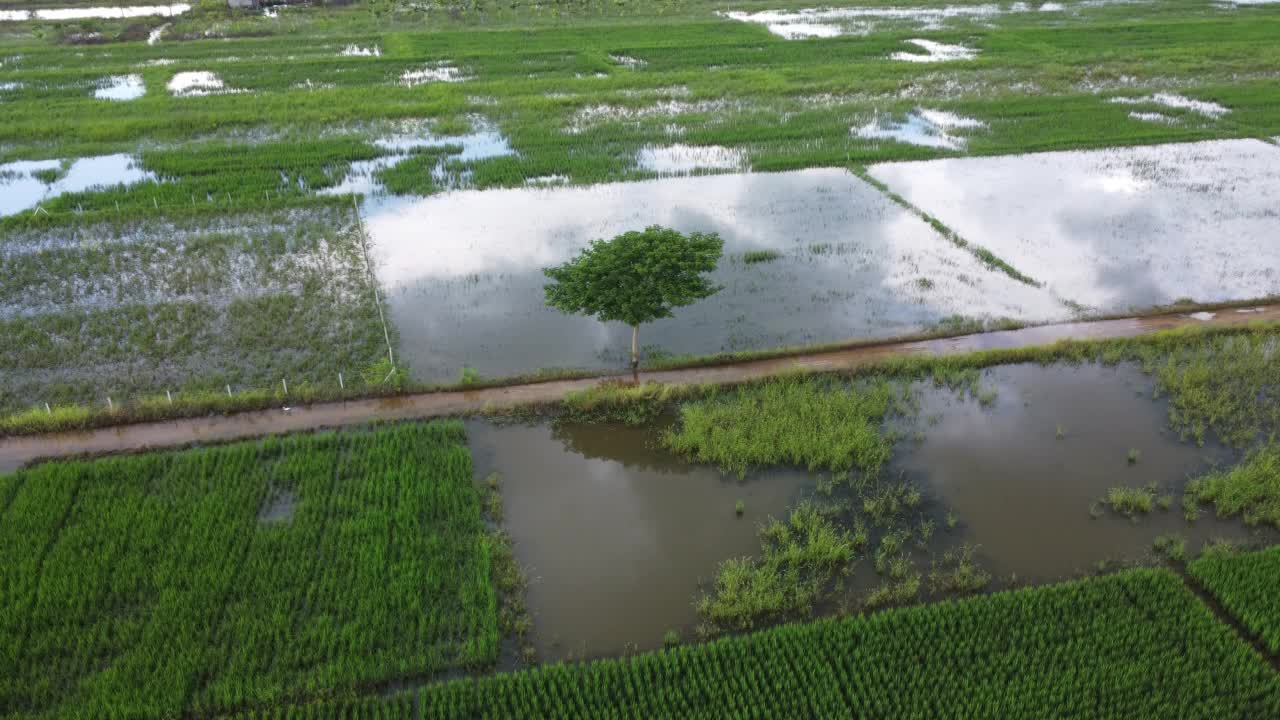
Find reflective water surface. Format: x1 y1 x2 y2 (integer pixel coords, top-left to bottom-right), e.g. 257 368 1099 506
365 168 1063 381
0 155 152 217
869 139 1280 310
469 420 813 659
472 362 1275 662
895 363 1271 582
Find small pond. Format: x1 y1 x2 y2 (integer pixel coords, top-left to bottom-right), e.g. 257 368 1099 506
473 361 1276 661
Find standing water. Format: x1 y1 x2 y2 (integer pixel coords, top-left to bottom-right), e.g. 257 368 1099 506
893 362 1273 583
364 168 1062 382
868 139 1280 310
468 420 814 660
466 362 1275 661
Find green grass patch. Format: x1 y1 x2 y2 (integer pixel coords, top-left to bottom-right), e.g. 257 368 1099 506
696 501 856 633
1185 444 1280 528
662 374 910 478
1104 484 1158 518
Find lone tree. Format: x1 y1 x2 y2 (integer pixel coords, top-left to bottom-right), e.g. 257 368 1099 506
544 225 724 369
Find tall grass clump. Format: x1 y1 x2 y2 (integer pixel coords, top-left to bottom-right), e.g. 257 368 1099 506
559 380 701 425
696 502 854 633
1103 484 1158 518
1184 444 1280 528
663 375 908 478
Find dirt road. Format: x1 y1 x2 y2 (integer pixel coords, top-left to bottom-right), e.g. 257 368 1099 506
2 305 1276 472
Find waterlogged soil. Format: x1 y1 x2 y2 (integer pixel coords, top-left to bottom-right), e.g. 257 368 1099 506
470 362 1275 662
869 139 1280 311
366 168 1062 382
468 419 813 660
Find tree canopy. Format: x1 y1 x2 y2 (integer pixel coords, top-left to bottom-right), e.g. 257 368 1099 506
543 225 724 328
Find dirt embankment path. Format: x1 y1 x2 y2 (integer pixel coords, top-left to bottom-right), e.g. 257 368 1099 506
2 305 1278 472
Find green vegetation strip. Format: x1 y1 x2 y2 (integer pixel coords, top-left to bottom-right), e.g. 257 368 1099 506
228 569 1280 719
565 323 1280 451
0 420 499 719
663 375 906 478
1191 546 1280 657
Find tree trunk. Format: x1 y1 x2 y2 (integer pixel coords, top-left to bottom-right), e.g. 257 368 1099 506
630 325 639 369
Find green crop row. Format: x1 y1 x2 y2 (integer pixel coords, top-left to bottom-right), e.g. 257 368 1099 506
1191 545 1280 656
0 420 499 719
3 3 1279 190
226 569 1280 720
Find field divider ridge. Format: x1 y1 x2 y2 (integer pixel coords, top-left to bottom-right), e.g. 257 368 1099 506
1173 565 1280 674
849 165 1043 288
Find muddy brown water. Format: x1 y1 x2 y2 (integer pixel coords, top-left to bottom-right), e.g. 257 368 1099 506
1 305 1276 473
469 362 1275 662
895 363 1274 583
470 420 812 660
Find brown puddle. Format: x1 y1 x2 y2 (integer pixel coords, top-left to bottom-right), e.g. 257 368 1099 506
469 420 812 660
894 363 1274 584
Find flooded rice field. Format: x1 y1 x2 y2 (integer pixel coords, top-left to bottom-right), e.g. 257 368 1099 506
473 362 1275 661
893 363 1264 582
719 3 1063 39
364 167 1063 382
0 4 189 22
868 139 1280 310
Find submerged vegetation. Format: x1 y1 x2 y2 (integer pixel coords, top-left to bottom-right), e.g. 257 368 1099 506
0 207 395 416
1185 444 1280 528
695 502 854 634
